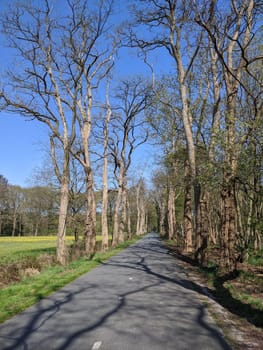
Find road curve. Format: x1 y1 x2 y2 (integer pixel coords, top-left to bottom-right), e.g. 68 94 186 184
0 233 231 350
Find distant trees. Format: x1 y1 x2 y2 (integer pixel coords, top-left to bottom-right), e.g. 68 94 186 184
0 175 9 235
109 77 152 246
0 176 58 237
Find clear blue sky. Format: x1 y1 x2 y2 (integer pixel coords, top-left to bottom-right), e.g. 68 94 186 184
0 0 169 187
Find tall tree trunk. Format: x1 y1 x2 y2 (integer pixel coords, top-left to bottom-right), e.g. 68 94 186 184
183 160 193 252
112 170 124 247
50 137 70 265
81 84 97 254
56 177 69 265
101 86 111 251
136 179 146 236
220 177 237 270
101 160 109 250
127 196 132 240
136 180 142 236
141 204 146 235
220 95 238 271
84 170 96 254
159 200 166 238
195 192 209 266
119 178 127 243
167 184 176 240
12 211 17 237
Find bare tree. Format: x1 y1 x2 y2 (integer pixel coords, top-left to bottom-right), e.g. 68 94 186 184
0 0 77 263
66 0 115 254
109 77 151 246
101 81 112 251
127 0 204 252
0 0 115 259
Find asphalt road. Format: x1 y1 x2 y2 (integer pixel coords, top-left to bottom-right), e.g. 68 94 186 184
0 233 231 350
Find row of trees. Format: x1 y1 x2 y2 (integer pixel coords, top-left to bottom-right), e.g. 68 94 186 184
0 174 155 241
139 0 263 271
0 0 262 271
0 0 156 264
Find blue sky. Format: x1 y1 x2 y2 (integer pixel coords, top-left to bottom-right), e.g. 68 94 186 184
0 0 169 187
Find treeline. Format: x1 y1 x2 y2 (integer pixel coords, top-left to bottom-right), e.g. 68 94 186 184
0 177 58 236
0 174 156 241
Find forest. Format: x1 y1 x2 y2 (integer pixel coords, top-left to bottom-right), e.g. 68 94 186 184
0 0 262 274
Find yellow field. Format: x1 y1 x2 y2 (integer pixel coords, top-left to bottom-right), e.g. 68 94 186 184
0 236 69 262
0 236 75 243
0 235 102 263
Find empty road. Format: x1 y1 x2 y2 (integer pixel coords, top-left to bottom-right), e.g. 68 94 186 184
0 233 231 350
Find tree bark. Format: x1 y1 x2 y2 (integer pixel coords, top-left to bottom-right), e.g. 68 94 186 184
101 85 111 251
56 178 69 265
84 170 96 254
12 211 17 237
159 200 166 238
112 168 124 247
167 184 176 240
183 160 193 252
119 177 127 243
195 192 209 266
127 196 132 240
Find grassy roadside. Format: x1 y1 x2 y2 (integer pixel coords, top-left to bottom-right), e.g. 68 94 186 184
164 240 263 349
0 237 141 324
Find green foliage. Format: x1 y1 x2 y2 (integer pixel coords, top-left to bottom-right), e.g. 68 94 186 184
248 250 263 266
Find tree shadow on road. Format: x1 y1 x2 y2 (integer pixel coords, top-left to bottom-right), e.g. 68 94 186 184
0 234 232 350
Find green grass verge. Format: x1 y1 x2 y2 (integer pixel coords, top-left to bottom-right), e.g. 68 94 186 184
0 237 141 324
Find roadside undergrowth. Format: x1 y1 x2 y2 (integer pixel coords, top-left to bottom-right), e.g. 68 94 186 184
165 239 263 349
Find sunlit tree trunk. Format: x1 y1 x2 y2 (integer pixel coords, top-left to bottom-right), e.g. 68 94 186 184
112 166 124 247
127 196 132 239
159 200 166 238
183 160 193 252
78 83 97 255
56 178 69 264
220 96 238 270
167 184 176 240
119 176 127 243
11 210 17 237
136 180 142 236
195 192 209 266
101 85 111 251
